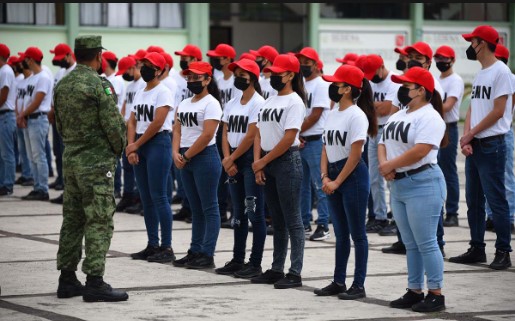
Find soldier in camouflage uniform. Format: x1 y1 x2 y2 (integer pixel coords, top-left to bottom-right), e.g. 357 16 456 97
53 35 128 302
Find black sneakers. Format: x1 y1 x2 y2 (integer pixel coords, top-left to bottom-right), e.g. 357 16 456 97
147 247 175 263
215 260 244 275
365 217 376 228
173 250 200 267
338 283 366 300
21 190 49 201
382 241 406 254
489 250 512 270
234 263 262 279
304 225 312 237
173 207 191 221
0 186 13 196
366 219 389 233
314 281 346 296
449 246 486 264
309 224 330 241
50 194 64 204
378 221 398 236
443 214 459 227
274 273 302 289
250 269 285 284
115 196 135 212
390 289 424 309
185 253 215 269
171 195 182 205
57 271 84 299
15 176 33 186
130 245 160 260
411 292 445 312
82 276 128 302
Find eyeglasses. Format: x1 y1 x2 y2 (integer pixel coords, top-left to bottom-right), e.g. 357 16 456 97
185 74 206 81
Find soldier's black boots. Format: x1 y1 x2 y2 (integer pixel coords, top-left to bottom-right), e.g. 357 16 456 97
82 275 129 302
57 270 84 298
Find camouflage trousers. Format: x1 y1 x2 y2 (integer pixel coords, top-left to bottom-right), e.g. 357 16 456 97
56 164 116 276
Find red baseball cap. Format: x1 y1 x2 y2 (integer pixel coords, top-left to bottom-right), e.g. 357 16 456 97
322 64 364 89
391 66 434 94
50 43 72 61
462 25 499 45
336 52 358 64
116 56 136 76
228 58 261 79
434 45 455 59
141 52 166 70
0 44 10 59
353 55 368 72
160 52 174 68
317 59 324 71
295 47 320 63
131 49 148 61
147 45 165 53
182 61 213 76
207 44 236 59
100 57 107 73
394 47 408 56
263 54 300 74
495 44 510 60
102 51 118 62
405 42 433 60
23 47 43 62
360 54 384 80
7 56 19 66
250 45 279 63
174 44 203 61
238 52 257 61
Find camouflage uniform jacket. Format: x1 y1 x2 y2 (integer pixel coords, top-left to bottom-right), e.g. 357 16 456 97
53 64 126 169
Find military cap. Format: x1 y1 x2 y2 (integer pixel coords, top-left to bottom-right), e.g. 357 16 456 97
74 35 106 50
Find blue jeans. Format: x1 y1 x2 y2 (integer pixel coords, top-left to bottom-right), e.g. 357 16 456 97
228 148 266 266
133 131 173 248
179 144 221 257
368 127 388 220
300 137 329 227
51 122 64 185
362 138 375 219
391 165 446 290
437 122 460 215
466 136 512 252
16 127 32 179
45 135 53 176
121 150 138 197
173 161 190 210
24 116 49 193
216 128 229 216
166 132 174 205
327 158 369 287
486 128 515 223
0 112 16 190
263 149 304 276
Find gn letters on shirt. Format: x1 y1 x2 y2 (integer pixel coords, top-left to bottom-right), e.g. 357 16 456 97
132 83 174 134
24 71 53 113
439 73 464 123
303 76 330 136
379 104 445 172
124 78 146 121
222 92 264 148
370 71 401 125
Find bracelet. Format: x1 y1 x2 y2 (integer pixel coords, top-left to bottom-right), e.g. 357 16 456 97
181 152 191 163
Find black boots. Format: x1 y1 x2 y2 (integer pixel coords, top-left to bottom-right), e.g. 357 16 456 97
82 275 129 302
57 270 84 298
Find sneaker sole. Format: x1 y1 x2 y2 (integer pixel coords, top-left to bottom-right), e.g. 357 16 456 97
314 290 342 296
310 234 330 241
489 263 512 270
83 293 129 302
215 269 242 275
234 272 262 279
250 278 283 284
412 304 446 313
274 282 302 289
185 264 215 269
57 289 83 299
338 293 366 300
147 257 176 263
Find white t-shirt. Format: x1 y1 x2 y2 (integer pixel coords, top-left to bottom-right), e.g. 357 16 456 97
257 92 305 152
106 73 126 111
222 92 264 148
323 105 368 163
470 61 513 138
392 73 444 111
55 63 76 85
259 76 277 100
174 74 193 109
177 94 223 148
379 104 445 172
214 68 223 82
24 71 53 113
42 65 53 80
371 71 401 125
16 74 31 113
132 83 174 134
217 75 238 109
0 64 16 111
439 72 464 123
302 76 330 136
124 78 146 121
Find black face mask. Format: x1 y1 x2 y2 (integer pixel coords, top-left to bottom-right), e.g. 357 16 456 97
234 76 250 91
22 61 29 70
187 80 204 95
60 60 70 69
371 74 384 84
396 59 406 71
397 86 415 106
180 60 189 71
270 75 286 92
436 61 451 73
122 73 134 82
211 58 223 71
140 65 157 82
300 65 313 78
16 66 23 74
407 60 423 69
257 60 266 72
52 60 60 67
328 84 344 103
466 43 481 61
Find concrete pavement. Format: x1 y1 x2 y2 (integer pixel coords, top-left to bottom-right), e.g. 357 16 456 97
1 124 514 321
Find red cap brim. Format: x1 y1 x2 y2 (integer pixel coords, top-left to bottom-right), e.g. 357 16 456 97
391 74 412 84
53 54 66 61
263 66 288 74
321 75 340 83
174 50 187 56
462 33 474 42
206 50 221 57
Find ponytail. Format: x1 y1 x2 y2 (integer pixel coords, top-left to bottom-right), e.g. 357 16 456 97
291 72 307 106
250 73 263 97
207 75 222 105
426 89 449 148
349 78 377 137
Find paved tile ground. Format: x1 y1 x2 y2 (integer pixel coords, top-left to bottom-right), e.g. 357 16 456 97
1 124 514 321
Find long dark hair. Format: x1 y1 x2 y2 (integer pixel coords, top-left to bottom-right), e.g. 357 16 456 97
348 78 377 137
207 74 222 105
291 72 307 106
424 89 449 148
249 73 263 96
